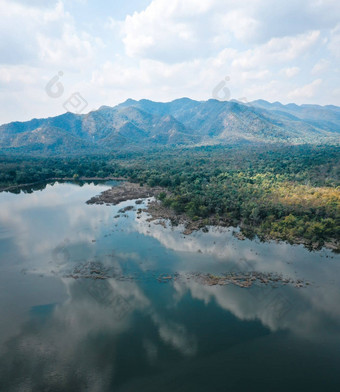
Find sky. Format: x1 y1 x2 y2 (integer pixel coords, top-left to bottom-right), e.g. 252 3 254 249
0 0 339 124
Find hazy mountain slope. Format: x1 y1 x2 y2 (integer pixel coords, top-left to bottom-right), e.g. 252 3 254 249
0 126 94 155
250 100 340 133
0 98 339 155
121 98 337 142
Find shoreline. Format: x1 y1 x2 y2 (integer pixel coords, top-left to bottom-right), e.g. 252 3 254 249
0 176 126 192
87 182 339 253
2 179 337 252
86 182 164 205
146 200 339 252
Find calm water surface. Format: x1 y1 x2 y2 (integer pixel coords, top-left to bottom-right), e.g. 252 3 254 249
0 182 339 392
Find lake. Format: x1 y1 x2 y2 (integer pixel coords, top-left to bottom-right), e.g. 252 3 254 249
0 181 339 392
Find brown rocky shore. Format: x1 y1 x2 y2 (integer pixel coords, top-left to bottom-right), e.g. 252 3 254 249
86 181 339 252
86 182 164 205
86 182 232 234
145 200 232 235
145 202 339 251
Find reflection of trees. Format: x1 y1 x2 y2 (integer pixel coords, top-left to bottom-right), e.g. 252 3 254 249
5 181 109 194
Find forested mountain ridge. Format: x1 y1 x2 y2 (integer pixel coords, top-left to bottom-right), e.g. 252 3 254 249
0 98 339 155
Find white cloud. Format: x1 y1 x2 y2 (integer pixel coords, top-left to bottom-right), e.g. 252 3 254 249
232 31 321 71
118 0 336 62
151 314 197 356
0 1 97 69
0 0 339 124
288 78 323 100
311 59 330 75
121 0 225 62
88 29 324 107
281 67 300 78
328 24 340 58
10 0 58 7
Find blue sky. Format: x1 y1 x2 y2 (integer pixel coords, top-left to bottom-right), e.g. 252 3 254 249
0 0 339 123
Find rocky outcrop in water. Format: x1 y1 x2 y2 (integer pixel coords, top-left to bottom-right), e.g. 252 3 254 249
86 182 163 205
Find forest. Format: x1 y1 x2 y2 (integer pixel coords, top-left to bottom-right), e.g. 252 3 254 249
0 144 339 250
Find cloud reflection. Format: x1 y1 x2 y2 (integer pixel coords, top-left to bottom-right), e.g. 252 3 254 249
1 184 340 391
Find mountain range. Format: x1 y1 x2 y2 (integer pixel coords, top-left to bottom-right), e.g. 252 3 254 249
0 98 339 155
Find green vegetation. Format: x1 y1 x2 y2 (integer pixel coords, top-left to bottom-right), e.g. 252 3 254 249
0 144 339 250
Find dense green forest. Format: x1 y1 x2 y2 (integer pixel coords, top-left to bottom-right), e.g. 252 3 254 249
0 144 339 250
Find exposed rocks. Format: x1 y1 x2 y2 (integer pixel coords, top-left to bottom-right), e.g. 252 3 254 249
157 274 178 283
63 262 309 289
86 182 164 205
233 231 246 241
118 205 135 213
86 184 339 252
189 271 309 288
146 200 234 235
64 261 111 280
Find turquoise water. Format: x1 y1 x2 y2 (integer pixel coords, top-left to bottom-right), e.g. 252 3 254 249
0 182 339 392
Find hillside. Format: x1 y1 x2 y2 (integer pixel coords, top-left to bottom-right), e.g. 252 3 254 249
0 99 339 155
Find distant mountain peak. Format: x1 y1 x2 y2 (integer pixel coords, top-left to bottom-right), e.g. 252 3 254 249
0 98 339 155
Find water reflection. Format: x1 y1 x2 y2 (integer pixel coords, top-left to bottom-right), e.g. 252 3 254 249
0 183 340 391
0 183 113 269
1 272 340 391
0 276 198 391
